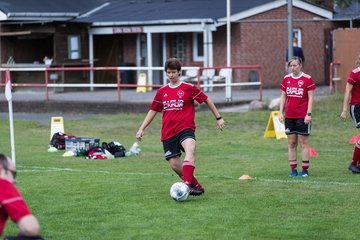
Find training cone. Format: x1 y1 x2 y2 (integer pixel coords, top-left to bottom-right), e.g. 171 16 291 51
349 135 360 144
239 175 253 180
309 147 318 157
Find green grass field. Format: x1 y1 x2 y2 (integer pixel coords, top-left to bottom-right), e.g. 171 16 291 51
1 94 360 239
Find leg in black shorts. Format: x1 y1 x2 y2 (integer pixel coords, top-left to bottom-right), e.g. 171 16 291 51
285 118 311 135
350 104 360 128
162 128 196 160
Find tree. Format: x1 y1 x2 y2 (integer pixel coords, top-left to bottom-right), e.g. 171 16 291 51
307 0 360 9
334 0 359 8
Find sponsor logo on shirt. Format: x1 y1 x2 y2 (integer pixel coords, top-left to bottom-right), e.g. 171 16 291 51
286 87 304 97
163 100 184 111
164 93 168 97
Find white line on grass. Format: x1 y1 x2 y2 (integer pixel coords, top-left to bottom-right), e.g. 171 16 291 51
255 178 360 186
17 165 171 177
17 165 360 187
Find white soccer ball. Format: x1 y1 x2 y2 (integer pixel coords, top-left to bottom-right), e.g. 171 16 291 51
170 182 190 202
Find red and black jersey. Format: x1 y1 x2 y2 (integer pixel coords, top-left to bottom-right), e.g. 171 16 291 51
280 72 316 118
150 82 208 141
348 67 360 105
0 179 32 236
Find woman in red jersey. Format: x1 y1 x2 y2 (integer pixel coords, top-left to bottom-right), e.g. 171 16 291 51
279 56 316 177
136 58 225 196
341 56 360 174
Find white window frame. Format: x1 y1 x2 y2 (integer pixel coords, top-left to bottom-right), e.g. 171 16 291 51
192 32 204 62
293 29 302 47
68 35 81 60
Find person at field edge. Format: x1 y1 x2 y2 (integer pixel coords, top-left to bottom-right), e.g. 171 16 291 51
285 37 305 73
279 56 316 177
340 56 360 174
0 153 43 240
136 58 225 196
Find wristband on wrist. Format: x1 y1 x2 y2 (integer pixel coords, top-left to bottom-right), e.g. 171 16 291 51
307 112 312 116
216 116 222 120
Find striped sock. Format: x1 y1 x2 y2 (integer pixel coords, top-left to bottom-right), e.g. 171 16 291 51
289 160 297 170
302 160 310 171
352 143 360 166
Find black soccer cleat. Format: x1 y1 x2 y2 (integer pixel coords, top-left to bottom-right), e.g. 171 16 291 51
188 184 205 196
349 163 360 173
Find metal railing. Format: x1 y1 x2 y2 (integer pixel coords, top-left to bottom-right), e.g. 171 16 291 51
0 65 263 103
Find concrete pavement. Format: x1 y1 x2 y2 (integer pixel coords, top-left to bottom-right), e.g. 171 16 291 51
0 85 330 116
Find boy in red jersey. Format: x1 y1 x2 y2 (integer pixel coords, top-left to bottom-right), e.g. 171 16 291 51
0 154 42 239
340 56 360 173
279 56 316 177
136 58 225 196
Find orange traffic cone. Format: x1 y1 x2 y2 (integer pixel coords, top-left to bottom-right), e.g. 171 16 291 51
349 135 360 144
309 147 318 157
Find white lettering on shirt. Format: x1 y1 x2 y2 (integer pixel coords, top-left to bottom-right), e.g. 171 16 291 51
163 100 184 111
286 87 304 97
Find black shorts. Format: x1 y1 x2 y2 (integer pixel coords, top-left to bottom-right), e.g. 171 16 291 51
285 118 311 135
350 104 360 128
162 128 196 160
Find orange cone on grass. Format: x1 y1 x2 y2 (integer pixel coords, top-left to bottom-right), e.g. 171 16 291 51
349 135 360 144
239 175 253 180
309 147 318 157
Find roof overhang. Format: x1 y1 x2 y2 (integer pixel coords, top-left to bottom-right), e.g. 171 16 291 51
0 12 78 21
89 22 217 35
0 30 54 36
293 0 333 19
89 18 215 27
0 11 6 21
0 30 32 36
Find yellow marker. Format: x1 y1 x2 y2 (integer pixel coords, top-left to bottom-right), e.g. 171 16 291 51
136 73 148 93
50 116 64 139
264 111 287 140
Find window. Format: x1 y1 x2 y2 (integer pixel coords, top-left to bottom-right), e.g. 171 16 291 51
171 33 185 61
293 29 302 47
139 34 147 66
68 35 81 60
192 32 204 61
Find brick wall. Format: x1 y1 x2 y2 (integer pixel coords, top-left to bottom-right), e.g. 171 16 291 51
212 5 334 88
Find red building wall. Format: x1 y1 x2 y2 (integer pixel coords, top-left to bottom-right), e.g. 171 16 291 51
213 5 333 88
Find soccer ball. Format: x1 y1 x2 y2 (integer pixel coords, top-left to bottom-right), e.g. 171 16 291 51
170 182 190 202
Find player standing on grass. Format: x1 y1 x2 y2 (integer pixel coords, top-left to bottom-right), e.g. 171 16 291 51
279 56 316 177
136 58 225 196
340 56 360 174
